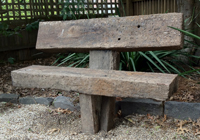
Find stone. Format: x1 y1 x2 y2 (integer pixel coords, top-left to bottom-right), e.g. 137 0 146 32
165 101 200 120
19 97 37 104
11 65 178 101
35 97 53 106
19 97 53 106
0 93 19 103
53 96 78 111
118 98 163 117
36 13 183 53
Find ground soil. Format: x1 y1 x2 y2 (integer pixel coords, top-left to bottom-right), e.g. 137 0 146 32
0 55 200 103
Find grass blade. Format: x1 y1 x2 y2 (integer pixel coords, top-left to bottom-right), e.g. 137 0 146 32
149 51 171 73
168 26 200 40
138 51 165 73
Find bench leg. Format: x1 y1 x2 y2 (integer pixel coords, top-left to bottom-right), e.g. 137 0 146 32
79 50 119 134
79 95 116 133
79 94 102 134
100 96 116 131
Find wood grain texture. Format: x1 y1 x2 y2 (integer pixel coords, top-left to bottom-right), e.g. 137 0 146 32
12 65 178 101
36 13 183 53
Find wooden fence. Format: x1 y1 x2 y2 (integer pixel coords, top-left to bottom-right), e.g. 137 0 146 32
121 0 177 16
0 0 119 28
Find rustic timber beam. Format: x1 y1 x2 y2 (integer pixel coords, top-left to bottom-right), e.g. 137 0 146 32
36 13 183 53
12 65 178 101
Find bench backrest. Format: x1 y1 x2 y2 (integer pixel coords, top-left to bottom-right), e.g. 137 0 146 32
36 13 183 53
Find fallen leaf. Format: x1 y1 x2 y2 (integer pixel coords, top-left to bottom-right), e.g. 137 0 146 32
125 118 135 124
5 102 13 107
177 120 190 135
51 108 72 115
147 114 154 120
47 128 60 134
116 97 122 101
163 114 167 122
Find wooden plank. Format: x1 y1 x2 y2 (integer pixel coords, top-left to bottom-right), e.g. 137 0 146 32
36 13 183 53
12 65 178 101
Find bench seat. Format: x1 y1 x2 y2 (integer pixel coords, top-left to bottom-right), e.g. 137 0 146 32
12 65 178 101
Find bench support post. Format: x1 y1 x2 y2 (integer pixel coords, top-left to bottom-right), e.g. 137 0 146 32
79 50 119 134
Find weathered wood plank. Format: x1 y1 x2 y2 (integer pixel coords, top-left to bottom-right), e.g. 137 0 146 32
36 13 183 53
11 65 178 101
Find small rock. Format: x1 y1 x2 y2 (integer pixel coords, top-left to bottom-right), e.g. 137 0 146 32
53 96 79 111
19 97 53 106
165 101 200 120
118 98 163 117
35 97 54 106
19 97 37 104
0 93 19 103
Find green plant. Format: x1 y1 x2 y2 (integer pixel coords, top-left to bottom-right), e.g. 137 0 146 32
59 0 90 20
120 44 200 76
52 53 89 68
0 19 42 37
0 22 21 36
0 57 15 64
25 19 43 31
7 57 15 64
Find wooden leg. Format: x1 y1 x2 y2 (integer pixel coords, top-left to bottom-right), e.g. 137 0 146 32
79 94 102 134
79 50 119 133
100 96 116 131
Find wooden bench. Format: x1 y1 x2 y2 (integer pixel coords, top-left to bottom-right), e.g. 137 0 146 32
11 13 183 134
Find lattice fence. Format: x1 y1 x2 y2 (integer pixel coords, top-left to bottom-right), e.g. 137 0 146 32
122 0 177 16
132 0 177 15
0 0 119 22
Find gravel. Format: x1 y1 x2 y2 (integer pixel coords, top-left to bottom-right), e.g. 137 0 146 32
0 103 199 140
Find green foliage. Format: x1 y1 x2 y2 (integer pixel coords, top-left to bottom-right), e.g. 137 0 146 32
59 0 89 20
7 57 15 64
0 22 21 36
120 47 200 76
25 20 43 31
0 57 15 64
0 19 42 37
52 53 89 68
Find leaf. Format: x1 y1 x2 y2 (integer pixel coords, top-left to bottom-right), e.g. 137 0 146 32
126 118 135 124
154 125 161 130
163 114 167 122
168 26 200 40
7 57 15 64
149 51 171 73
138 51 165 73
47 128 60 134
